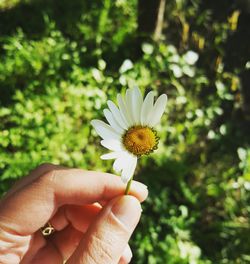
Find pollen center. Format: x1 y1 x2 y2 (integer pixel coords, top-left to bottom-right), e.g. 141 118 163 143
123 126 159 156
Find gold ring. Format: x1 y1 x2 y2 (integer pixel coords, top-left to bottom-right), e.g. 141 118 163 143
41 222 55 237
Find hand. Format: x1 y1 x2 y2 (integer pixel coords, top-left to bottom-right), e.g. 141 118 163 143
0 163 148 264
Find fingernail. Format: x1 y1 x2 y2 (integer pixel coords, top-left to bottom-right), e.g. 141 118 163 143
130 182 148 201
132 182 148 193
111 196 141 229
123 245 133 263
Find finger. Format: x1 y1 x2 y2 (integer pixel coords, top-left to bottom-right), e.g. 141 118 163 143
26 240 63 264
4 163 61 198
50 204 102 232
22 205 102 263
50 225 83 260
67 195 141 264
0 169 147 236
51 205 132 262
50 223 132 263
51 169 148 205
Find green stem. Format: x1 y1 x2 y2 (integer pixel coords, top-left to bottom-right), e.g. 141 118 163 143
125 176 133 195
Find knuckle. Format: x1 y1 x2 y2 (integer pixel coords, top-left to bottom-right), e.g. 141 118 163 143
37 162 54 169
33 163 57 176
40 169 58 185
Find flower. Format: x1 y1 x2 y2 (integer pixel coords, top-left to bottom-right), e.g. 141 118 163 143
91 86 167 184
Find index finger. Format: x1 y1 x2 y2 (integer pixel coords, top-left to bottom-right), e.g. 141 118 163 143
52 169 148 204
0 168 148 235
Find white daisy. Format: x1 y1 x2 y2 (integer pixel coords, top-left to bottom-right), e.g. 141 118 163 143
91 86 167 184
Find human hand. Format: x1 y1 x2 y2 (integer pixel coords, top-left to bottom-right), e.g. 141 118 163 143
0 163 148 264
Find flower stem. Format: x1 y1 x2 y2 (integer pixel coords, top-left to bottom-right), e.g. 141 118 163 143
125 176 133 195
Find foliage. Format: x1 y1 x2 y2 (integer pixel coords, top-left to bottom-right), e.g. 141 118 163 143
0 0 249 263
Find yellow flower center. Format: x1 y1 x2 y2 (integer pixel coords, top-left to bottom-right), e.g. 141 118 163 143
123 126 159 156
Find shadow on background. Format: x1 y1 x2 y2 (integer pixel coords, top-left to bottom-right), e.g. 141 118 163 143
0 0 95 39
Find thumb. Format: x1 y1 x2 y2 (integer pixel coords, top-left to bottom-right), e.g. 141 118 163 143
67 195 142 264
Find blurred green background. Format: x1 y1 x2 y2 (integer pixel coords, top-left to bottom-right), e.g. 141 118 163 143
0 0 250 263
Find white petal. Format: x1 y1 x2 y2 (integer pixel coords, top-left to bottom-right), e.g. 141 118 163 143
148 94 168 126
91 120 120 140
101 139 123 151
117 94 133 126
121 154 137 183
130 86 143 125
107 100 128 129
100 152 120 160
125 89 135 123
113 156 124 173
103 109 124 134
134 86 143 121
141 91 154 125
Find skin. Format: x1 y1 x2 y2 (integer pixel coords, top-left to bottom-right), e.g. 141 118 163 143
0 163 148 264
